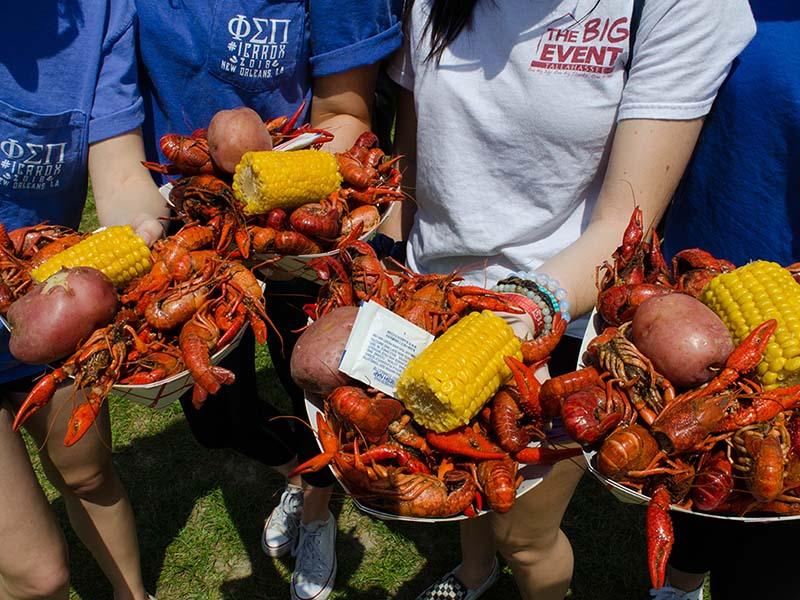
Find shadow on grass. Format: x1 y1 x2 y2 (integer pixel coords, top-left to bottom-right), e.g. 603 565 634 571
50 416 282 599
51 350 650 600
55 423 650 600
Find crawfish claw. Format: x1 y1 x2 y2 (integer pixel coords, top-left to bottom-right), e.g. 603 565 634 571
647 486 674 590
63 396 104 447
12 369 69 432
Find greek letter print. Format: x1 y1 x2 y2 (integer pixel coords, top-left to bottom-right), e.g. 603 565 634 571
208 1 305 93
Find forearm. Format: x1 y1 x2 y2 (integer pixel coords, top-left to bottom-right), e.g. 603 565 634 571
311 64 378 154
538 118 705 320
89 129 169 242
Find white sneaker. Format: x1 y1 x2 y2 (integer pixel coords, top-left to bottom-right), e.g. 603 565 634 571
291 513 337 600
650 584 703 600
415 557 499 600
262 484 303 557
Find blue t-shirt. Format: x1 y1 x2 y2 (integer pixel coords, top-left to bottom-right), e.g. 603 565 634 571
662 1 800 266
136 0 403 181
0 0 144 383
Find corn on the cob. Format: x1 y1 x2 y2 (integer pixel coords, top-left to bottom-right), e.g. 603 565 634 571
700 260 800 389
31 225 152 287
396 310 522 432
233 149 342 215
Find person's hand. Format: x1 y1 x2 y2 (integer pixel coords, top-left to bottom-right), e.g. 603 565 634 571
496 308 551 382
129 213 166 247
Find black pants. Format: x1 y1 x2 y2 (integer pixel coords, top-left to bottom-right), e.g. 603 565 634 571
180 277 335 488
669 511 800 599
549 334 582 378
262 277 335 488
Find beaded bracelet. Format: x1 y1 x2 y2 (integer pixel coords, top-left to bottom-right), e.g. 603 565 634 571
493 272 571 334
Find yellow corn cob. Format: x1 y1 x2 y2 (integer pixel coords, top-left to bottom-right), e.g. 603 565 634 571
31 225 152 287
396 310 522 432
700 260 800 389
233 149 342 215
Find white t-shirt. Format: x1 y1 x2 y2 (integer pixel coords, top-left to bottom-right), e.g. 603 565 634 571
388 0 755 336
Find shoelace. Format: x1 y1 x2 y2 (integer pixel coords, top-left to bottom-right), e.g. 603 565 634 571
271 490 302 535
294 523 331 581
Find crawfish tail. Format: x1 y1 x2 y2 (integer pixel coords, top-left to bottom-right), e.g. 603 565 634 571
477 459 518 514
179 311 233 395
491 389 532 453
145 283 212 330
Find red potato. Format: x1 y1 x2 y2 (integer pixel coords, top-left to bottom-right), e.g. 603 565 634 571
631 293 734 389
8 267 118 364
290 306 359 396
207 106 272 173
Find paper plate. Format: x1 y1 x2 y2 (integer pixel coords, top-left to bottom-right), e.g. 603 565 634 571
111 323 246 409
304 396 551 523
578 309 800 522
113 277 265 409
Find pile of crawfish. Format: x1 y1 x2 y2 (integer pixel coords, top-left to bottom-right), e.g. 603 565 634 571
546 207 800 589
8 221 270 448
146 104 403 259
293 251 584 518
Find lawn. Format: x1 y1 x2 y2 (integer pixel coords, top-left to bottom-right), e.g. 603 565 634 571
20 194 705 600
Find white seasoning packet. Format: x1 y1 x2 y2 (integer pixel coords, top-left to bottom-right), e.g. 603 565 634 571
339 301 434 396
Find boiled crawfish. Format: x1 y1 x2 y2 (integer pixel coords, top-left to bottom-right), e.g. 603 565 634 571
12 313 138 446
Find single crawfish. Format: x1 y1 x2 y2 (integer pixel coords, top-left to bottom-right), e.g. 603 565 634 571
328 386 405 444
671 248 735 298
730 415 791 503
289 193 345 241
216 261 271 344
562 380 631 446
477 459 519 514
595 424 661 481
144 273 217 330
6 224 77 258
595 208 675 325
539 366 602 415
366 469 478 518
142 134 215 175
586 323 674 423
340 240 396 306
691 449 733 511
179 304 235 409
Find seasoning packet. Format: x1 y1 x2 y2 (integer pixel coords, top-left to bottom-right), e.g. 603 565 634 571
339 300 434 396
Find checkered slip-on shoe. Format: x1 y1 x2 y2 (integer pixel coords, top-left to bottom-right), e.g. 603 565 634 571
415 558 499 600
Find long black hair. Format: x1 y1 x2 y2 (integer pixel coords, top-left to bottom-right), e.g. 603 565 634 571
419 0 482 63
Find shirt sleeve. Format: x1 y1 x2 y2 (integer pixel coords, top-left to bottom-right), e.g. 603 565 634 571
387 25 414 91
88 1 144 144
618 0 756 121
309 0 404 77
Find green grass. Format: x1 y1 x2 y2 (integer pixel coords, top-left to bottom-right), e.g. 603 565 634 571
20 193 709 599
